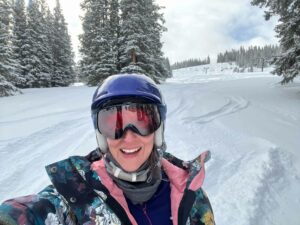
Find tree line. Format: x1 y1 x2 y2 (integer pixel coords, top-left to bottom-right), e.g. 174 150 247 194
170 45 280 72
171 56 210 70
0 0 75 96
217 45 280 70
169 0 299 84
78 0 171 86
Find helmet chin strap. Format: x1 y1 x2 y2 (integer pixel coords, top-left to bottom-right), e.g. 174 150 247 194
95 123 165 154
104 149 162 205
104 153 152 182
95 129 108 153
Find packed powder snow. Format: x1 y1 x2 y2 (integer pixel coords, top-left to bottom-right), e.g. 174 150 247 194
0 63 299 225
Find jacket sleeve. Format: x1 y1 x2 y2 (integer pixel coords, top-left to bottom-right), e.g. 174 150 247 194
193 188 215 225
0 195 42 225
0 185 68 225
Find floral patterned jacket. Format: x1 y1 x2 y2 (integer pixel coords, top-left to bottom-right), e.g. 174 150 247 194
0 149 215 225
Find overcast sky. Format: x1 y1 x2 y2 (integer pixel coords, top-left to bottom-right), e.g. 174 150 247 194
46 0 278 64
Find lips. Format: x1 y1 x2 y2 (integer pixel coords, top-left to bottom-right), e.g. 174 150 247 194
120 147 142 154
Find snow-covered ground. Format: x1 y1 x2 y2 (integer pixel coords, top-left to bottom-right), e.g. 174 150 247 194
0 63 300 225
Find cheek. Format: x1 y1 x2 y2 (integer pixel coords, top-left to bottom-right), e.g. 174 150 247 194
107 138 119 150
143 134 155 151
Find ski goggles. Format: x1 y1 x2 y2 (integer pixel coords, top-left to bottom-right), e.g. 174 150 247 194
97 103 161 139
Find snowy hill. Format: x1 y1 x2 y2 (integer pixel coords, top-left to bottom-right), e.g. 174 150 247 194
0 64 300 225
169 62 274 83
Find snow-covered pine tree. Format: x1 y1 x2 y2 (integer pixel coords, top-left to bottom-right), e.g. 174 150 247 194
142 0 168 80
119 0 147 75
44 7 55 80
0 0 21 96
0 74 21 96
12 0 27 87
119 0 167 82
38 0 54 86
251 0 300 83
24 0 50 87
207 56 211 64
79 0 95 84
80 0 118 86
52 0 75 86
109 0 120 71
162 57 172 78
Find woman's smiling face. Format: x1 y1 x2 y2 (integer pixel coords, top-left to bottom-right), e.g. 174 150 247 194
107 130 154 172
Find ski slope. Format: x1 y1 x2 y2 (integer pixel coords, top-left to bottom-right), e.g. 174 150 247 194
0 63 300 225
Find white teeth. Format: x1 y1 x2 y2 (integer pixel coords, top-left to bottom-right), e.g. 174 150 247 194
121 147 141 154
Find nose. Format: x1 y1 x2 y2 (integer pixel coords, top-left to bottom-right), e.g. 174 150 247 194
122 130 137 142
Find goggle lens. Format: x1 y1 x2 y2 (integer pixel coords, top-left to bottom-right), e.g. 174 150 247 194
97 103 161 139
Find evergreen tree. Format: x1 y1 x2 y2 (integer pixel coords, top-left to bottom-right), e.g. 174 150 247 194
207 56 211 64
45 7 55 78
162 57 172 77
79 0 95 84
24 0 49 87
12 0 27 87
79 0 167 84
80 0 117 86
0 74 21 96
52 0 75 86
38 0 54 86
251 0 299 83
119 0 146 75
109 0 120 71
119 0 167 82
0 0 21 95
142 0 168 80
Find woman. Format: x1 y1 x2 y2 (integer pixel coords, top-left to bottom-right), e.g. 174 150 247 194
0 74 215 225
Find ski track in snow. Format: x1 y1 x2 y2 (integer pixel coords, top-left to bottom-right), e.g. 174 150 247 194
169 98 299 225
182 96 249 124
0 116 94 199
167 97 190 118
163 76 300 225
